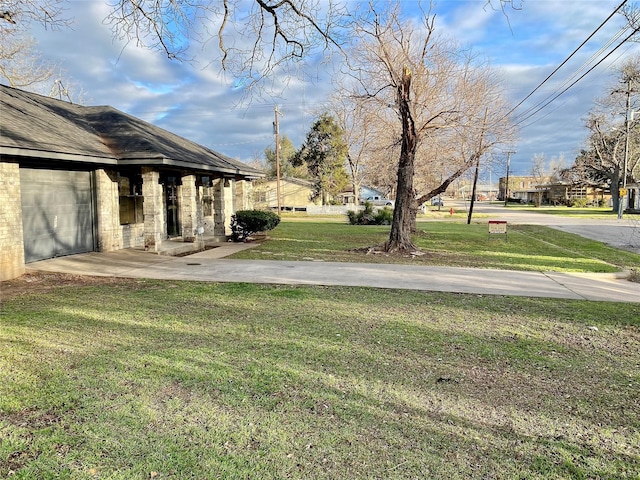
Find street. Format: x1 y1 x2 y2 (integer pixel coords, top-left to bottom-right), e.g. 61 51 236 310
442 200 640 255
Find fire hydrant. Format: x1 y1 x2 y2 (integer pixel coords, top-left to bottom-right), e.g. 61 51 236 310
449 207 455 216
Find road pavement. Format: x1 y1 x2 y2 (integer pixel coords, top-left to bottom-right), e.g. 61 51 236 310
461 201 640 254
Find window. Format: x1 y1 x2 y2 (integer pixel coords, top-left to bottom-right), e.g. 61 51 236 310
118 171 144 224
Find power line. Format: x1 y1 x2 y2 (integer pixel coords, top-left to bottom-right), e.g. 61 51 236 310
514 25 640 127
512 24 629 123
509 0 630 121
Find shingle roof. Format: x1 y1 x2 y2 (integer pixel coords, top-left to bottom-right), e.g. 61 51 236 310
1 84 114 160
0 84 263 177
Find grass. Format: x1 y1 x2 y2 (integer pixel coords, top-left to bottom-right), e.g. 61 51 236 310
505 205 621 219
231 220 640 273
1 280 639 479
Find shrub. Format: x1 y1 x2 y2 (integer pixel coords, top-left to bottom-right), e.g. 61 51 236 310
572 198 590 208
231 209 281 242
347 202 393 225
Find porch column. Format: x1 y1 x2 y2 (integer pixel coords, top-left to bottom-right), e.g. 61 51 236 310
0 162 25 281
142 168 163 251
235 179 254 210
180 174 198 242
213 178 234 236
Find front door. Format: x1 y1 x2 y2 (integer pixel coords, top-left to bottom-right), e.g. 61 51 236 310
165 181 180 237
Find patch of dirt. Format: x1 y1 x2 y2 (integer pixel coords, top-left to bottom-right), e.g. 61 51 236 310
349 244 434 259
0 273 137 302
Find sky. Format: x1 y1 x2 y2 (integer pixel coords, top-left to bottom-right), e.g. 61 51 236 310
20 0 640 180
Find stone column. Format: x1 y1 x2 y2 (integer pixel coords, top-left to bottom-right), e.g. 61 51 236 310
0 162 25 280
94 169 120 252
180 174 198 242
235 179 254 210
142 168 163 251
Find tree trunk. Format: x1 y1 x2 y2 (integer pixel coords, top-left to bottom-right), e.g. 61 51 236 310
385 66 417 253
611 169 620 212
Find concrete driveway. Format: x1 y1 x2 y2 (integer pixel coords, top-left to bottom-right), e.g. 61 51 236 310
20 203 640 304
25 245 640 303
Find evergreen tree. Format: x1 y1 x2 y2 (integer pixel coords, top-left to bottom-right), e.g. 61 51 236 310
263 135 308 179
293 113 350 205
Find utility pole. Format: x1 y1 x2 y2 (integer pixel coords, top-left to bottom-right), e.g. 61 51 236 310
468 108 488 224
503 150 515 207
274 106 282 215
618 79 632 219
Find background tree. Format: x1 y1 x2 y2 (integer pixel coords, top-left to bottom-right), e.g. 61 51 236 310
0 31 54 88
292 113 350 205
104 0 350 92
0 0 67 28
566 56 640 211
342 2 514 252
0 0 77 98
263 135 308 179
529 154 550 207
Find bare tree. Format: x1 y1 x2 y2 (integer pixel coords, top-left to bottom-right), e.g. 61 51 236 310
529 153 550 207
568 56 640 211
104 0 350 92
341 2 514 252
0 31 53 87
1 1 81 98
0 0 67 28
327 91 383 205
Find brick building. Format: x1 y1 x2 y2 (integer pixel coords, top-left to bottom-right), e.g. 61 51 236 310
0 85 263 281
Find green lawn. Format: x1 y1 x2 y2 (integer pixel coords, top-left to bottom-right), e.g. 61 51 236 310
1 281 639 479
231 220 640 273
505 204 621 219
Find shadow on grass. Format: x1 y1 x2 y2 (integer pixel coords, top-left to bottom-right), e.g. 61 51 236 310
1 282 638 478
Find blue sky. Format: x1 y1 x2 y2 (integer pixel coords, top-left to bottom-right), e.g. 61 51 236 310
27 0 640 179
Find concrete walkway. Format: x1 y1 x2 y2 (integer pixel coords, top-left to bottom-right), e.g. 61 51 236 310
25 244 640 303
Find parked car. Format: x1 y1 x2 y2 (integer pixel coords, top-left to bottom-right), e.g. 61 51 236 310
431 197 444 207
363 196 394 207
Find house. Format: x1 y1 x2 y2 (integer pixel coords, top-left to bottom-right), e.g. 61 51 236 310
547 183 610 206
498 175 549 203
0 85 263 281
625 183 640 212
253 177 317 211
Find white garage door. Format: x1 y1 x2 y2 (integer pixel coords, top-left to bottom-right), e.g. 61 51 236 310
20 168 95 262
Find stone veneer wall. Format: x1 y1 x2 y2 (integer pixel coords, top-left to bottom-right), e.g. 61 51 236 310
0 162 25 281
95 169 118 251
94 169 145 252
234 179 254 211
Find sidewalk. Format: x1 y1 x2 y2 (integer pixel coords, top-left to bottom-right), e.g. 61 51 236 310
24 245 640 303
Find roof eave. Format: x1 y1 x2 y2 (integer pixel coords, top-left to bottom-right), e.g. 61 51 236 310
0 146 118 164
117 156 264 177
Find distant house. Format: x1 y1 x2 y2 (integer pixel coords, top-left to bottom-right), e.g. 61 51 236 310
498 175 549 203
626 183 640 212
253 177 317 211
547 183 610 206
0 85 263 281
498 175 612 206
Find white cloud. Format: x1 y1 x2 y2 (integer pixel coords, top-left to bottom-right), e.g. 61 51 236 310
16 0 640 174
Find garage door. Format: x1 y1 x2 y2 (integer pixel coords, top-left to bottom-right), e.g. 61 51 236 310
20 168 95 262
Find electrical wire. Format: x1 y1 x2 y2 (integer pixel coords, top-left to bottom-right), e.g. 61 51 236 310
512 24 630 123
514 25 640 127
507 0 629 119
